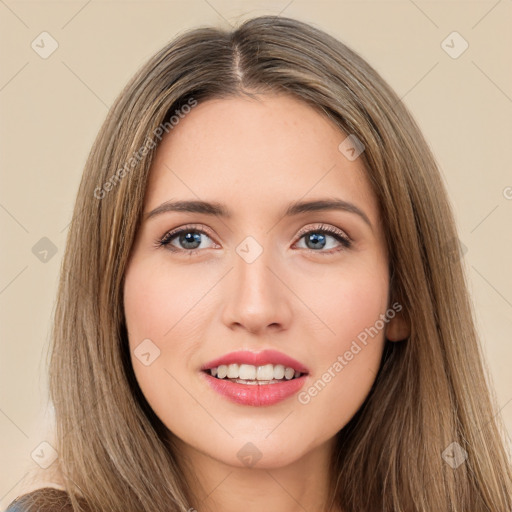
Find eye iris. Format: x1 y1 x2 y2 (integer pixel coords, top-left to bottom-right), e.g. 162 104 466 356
306 232 326 250
180 231 201 249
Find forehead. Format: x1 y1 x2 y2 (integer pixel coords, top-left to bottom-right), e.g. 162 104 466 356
144 94 379 225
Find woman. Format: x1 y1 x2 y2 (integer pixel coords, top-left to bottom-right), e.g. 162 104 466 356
6 15 512 512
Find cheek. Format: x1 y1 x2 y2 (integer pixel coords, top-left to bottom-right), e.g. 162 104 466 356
123 259 210 346
122 260 207 427
295 256 389 357
123 260 191 383
123 257 222 409
293 259 389 425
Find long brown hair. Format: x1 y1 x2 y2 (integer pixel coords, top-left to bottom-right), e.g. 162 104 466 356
18 15 512 511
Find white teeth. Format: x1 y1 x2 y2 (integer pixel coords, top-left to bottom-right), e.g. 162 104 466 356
227 363 238 378
216 365 228 379
208 363 303 381
284 367 295 380
239 364 256 380
273 364 285 380
257 364 274 381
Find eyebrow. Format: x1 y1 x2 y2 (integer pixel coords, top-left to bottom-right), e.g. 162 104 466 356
145 198 373 229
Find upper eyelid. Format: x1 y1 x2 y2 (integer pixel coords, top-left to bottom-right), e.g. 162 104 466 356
296 224 351 240
163 224 216 241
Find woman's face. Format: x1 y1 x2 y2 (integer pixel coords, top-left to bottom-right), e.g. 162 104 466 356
123 93 405 470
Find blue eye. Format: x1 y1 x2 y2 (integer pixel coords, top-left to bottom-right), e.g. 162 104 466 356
157 225 215 254
296 226 352 252
156 223 352 255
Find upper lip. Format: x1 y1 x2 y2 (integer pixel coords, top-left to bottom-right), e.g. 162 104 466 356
201 349 309 374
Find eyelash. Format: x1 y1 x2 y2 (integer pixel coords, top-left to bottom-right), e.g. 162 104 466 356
154 223 352 256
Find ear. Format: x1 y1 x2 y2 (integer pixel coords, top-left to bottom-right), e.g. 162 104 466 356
385 311 410 342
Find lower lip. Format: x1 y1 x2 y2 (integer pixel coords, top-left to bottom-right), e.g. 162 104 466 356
200 371 308 406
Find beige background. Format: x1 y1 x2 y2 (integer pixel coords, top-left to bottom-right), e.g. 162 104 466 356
1 0 511 507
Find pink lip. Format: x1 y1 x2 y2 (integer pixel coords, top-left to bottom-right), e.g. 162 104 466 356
200 349 309 374
199 371 308 406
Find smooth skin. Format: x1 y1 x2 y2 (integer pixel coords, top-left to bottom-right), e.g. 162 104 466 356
123 93 409 512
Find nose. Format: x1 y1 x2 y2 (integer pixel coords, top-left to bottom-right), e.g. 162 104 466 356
220 244 293 335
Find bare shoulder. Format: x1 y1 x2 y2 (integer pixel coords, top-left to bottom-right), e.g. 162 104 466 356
4 487 76 511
